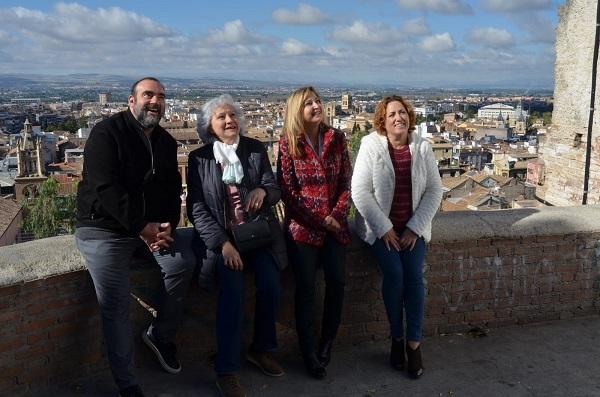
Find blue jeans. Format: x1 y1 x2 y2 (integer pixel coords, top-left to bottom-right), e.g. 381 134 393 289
75 227 196 389
370 237 425 342
215 250 281 375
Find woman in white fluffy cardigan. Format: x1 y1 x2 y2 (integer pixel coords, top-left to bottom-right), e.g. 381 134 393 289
351 95 442 379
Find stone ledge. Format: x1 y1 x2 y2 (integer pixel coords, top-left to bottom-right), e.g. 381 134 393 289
0 234 83 287
431 205 600 242
1 205 599 287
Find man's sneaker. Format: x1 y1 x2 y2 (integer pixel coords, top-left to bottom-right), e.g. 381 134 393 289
216 374 247 397
119 384 145 397
142 327 181 374
246 349 285 377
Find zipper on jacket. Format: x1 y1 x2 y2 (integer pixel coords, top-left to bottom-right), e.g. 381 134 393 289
144 134 156 176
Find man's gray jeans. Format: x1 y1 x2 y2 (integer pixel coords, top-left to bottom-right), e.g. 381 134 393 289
75 227 196 389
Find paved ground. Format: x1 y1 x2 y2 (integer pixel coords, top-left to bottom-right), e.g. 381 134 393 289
40 316 600 397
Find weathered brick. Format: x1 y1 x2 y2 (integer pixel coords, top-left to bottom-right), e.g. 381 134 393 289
14 343 54 360
26 332 48 345
469 247 498 258
15 317 57 334
0 284 22 298
536 235 565 243
465 310 495 323
0 335 26 354
0 310 21 323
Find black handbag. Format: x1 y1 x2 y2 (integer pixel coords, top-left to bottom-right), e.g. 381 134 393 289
231 217 272 253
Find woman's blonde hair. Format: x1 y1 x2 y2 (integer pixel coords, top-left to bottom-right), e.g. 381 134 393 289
282 86 329 158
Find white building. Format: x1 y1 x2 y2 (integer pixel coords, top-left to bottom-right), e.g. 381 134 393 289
477 103 528 121
414 106 436 117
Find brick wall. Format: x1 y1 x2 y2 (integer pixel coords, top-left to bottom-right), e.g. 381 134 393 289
0 272 102 396
1 207 600 395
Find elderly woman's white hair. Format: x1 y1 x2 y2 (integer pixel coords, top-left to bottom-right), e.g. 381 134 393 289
197 94 246 142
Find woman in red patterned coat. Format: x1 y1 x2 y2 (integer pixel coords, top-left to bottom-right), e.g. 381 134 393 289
277 86 352 380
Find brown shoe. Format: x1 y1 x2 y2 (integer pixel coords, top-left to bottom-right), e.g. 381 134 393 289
216 374 247 397
246 349 285 377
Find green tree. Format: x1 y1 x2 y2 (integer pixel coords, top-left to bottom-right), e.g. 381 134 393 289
349 128 366 161
542 111 552 126
22 178 77 239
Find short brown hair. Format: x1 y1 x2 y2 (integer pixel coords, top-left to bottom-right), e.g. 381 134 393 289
373 95 416 135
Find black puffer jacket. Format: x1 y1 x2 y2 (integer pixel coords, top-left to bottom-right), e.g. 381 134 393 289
76 110 181 235
187 132 287 285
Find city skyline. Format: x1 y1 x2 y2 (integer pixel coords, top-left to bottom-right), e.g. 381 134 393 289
0 1 563 89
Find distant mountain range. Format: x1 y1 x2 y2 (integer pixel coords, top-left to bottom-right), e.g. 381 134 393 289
0 73 553 95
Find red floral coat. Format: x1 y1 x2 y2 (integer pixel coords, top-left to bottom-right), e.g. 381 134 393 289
277 127 352 246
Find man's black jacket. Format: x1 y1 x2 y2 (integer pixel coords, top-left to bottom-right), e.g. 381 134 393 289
76 109 181 236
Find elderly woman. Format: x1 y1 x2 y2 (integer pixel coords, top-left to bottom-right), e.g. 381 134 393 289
277 86 352 380
187 94 287 397
351 95 442 379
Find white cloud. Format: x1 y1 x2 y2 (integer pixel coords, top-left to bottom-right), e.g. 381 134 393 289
513 13 555 44
282 38 318 56
272 3 329 25
401 17 430 36
0 31 17 46
330 21 400 44
206 20 265 45
0 3 173 44
468 27 514 48
396 0 473 14
420 33 456 52
483 0 553 12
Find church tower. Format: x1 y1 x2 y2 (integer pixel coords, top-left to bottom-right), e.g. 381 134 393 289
14 119 47 201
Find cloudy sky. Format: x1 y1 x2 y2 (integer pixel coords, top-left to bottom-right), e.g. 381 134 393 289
0 1 564 88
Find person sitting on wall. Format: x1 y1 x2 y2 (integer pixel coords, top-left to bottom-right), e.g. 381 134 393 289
351 95 442 379
187 94 288 397
75 77 197 397
277 86 352 380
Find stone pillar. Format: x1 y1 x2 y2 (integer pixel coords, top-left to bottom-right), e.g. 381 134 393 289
538 0 600 205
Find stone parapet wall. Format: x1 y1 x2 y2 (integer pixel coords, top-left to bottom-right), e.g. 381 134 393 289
538 0 600 205
1 206 600 395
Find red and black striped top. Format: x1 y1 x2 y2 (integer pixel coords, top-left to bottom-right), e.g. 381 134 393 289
388 143 412 230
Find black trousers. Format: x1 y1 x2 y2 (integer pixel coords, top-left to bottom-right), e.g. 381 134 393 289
290 235 346 357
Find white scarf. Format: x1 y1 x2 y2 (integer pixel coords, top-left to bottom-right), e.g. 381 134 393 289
213 136 244 184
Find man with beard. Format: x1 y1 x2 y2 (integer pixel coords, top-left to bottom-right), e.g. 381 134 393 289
75 77 196 397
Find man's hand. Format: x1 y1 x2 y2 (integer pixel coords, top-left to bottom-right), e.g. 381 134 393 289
222 241 243 271
140 222 173 252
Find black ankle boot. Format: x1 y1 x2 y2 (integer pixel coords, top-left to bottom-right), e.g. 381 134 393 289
390 338 405 370
303 352 326 379
317 339 334 367
406 343 423 379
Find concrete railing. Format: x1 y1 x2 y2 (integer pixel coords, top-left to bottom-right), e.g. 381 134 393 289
1 205 599 395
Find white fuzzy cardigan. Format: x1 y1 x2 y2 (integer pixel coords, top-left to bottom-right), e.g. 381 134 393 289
351 131 443 244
